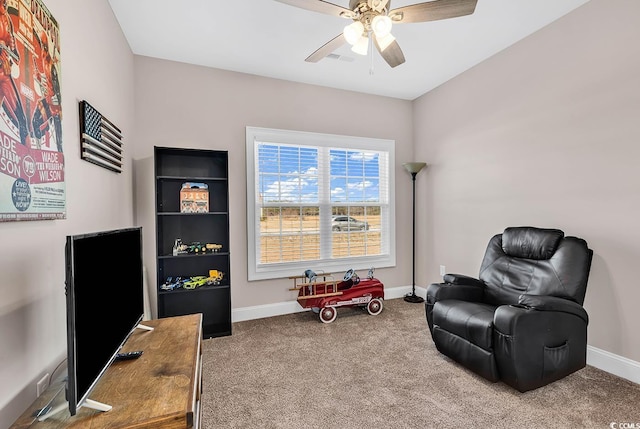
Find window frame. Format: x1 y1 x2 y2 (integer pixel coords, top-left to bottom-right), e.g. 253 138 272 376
246 126 396 281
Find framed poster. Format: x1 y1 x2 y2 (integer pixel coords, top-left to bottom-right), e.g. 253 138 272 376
0 0 64 221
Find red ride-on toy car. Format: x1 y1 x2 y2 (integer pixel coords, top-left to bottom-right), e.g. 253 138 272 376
289 268 384 323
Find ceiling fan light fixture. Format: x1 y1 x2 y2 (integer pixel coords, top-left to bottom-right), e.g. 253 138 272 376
343 21 365 45
371 15 392 38
389 11 403 22
339 10 357 19
368 0 389 13
351 35 369 55
276 0 479 69
376 32 396 51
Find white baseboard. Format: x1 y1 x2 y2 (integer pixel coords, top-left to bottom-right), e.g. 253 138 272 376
232 287 639 386
231 285 423 323
587 345 640 385
232 300 307 323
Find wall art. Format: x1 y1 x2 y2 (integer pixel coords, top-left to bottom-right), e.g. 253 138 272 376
0 0 64 221
79 100 123 173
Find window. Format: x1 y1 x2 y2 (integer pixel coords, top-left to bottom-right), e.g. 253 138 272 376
246 127 395 281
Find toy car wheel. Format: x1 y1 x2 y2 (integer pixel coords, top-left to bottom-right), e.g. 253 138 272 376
319 306 337 323
367 298 383 316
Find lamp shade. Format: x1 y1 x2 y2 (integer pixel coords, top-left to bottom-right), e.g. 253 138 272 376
403 162 427 175
351 35 369 56
371 15 392 38
343 21 365 45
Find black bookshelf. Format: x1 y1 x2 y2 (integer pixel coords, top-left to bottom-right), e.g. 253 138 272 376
154 146 231 338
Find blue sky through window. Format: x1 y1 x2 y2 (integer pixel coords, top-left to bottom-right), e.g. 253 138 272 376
258 144 318 203
330 149 380 203
258 143 381 203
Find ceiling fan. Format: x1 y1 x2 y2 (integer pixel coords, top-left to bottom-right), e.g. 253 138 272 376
275 0 477 68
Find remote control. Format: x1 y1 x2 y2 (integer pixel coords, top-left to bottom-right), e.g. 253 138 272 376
115 351 143 361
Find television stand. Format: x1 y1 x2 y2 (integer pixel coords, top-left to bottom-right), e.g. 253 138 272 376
10 314 203 429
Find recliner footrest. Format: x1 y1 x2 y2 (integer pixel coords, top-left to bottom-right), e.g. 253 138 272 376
432 327 499 382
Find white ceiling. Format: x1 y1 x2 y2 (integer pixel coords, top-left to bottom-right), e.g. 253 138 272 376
107 0 590 100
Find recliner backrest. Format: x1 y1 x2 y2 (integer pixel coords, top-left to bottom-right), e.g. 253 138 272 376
478 227 593 306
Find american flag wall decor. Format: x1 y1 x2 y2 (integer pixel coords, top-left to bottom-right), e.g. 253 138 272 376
79 100 123 173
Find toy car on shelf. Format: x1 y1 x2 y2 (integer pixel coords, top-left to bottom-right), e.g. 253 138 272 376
160 276 185 291
182 276 209 289
289 267 384 323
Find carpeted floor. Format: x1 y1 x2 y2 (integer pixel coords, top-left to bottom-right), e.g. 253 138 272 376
201 298 640 428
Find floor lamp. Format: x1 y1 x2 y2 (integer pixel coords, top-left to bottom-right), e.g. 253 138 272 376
403 162 427 303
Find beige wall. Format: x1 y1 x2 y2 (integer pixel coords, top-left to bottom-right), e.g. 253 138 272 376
413 0 640 362
0 0 135 425
131 57 414 311
3 0 639 426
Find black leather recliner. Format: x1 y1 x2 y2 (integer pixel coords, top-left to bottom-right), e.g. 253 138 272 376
425 227 593 392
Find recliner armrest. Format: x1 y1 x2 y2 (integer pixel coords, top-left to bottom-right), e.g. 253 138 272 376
443 273 485 288
424 281 485 334
493 300 589 392
426 281 484 303
518 294 589 324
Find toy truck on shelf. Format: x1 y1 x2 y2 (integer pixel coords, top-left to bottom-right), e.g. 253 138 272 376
289 268 384 323
172 239 223 256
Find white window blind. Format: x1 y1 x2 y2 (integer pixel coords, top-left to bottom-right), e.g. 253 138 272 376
246 127 396 281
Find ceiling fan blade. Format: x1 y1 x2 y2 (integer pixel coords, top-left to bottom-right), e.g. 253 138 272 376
373 36 405 68
389 0 477 24
305 34 347 63
274 0 356 19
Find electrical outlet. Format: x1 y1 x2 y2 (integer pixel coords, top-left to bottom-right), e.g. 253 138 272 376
36 373 49 397
439 265 446 276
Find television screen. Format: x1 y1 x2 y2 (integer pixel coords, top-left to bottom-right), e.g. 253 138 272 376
65 227 144 416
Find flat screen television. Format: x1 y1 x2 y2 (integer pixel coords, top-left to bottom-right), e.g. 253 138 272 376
46 227 145 418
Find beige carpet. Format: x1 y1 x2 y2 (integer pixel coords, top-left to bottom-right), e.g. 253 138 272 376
201 298 640 428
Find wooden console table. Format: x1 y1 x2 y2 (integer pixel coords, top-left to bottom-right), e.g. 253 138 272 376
11 313 203 429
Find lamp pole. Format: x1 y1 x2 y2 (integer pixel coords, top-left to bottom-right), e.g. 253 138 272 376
403 162 426 303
